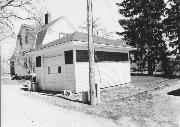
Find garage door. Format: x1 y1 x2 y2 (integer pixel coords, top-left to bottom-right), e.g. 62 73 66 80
44 55 65 91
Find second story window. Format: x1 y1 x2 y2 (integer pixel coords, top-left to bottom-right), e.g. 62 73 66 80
48 67 51 74
25 35 28 44
17 34 22 47
58 66 61 73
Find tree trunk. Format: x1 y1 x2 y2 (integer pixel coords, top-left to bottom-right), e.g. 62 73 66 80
162 57 169 77
87 0 100 105
177 3 180 53
148 57 154 76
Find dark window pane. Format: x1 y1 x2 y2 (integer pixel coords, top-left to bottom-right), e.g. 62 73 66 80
18 34 22 47
95 51 129 62
48 67 50 74
65 50 73 64
36 56 41 67
76 50 129 62
58 66 61 73
25 36 28 44
20 39 22 47
24 57 27 68
76 50 89 62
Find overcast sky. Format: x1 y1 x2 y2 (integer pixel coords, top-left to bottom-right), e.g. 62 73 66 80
39 0 123 34
1 0 124 61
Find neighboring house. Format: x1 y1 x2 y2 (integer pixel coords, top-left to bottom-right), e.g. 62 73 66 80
10 14 136 93
10 24 37 76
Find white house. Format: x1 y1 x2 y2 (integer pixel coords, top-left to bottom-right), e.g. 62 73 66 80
10 14 136 93
10 24 37 76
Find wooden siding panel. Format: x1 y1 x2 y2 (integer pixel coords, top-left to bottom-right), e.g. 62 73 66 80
35 67 44 90
75 63 89 92
43 55 66 91
75 62 131 92
65 65 76 92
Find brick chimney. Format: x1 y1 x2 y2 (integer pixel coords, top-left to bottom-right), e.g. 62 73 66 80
45 13 51 25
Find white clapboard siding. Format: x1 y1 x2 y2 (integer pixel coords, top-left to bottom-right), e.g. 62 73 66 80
36 67 44 90
75 62 131 93
65 64 76 93
42 55 67 91
75 63 89 92
96 62 131 87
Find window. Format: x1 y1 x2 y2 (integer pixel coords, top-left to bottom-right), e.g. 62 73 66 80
65 50 73 64
76 50 129 62
48 67 51 74
25 35 28 44
20 39 22 47
95 51 129 62
58 66 61 73
10 61 14 66
36 56 41 67
24 57 28 68
17 34 22 47
76 50 89 62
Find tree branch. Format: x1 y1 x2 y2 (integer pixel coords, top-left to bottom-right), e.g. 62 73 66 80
1 0 15 10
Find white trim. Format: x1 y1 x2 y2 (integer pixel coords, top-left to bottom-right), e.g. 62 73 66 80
73 49 77 92
43 54 63 58
42 55 46 90
73 41 136 51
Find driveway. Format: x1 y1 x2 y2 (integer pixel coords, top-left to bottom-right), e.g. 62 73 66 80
2 79 180 127
1 83 119 127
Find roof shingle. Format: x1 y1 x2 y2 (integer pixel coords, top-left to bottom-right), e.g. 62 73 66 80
35 31 130 50
35 17 130 49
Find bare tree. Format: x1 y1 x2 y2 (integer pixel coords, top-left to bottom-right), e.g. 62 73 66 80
79 18 100 33
78 17 114 38
0 0 44 42
13 51 35 74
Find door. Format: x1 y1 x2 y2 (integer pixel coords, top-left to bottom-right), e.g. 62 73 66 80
44 55 65 91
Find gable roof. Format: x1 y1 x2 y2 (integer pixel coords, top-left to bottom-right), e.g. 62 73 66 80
35 17 63 47
34 16 133 51
35 17 130 48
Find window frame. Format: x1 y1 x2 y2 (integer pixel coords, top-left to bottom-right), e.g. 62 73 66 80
58 66 61 73
48 67 51 74
76 50 129 62
25 35 28 44
17 34 22 47
36 56 41 67
64 50 73 64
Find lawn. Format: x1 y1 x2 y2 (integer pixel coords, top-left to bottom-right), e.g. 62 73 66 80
20 76 180 127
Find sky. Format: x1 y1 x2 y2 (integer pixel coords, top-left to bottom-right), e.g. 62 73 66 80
39 0 123 36
1 0 124 70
